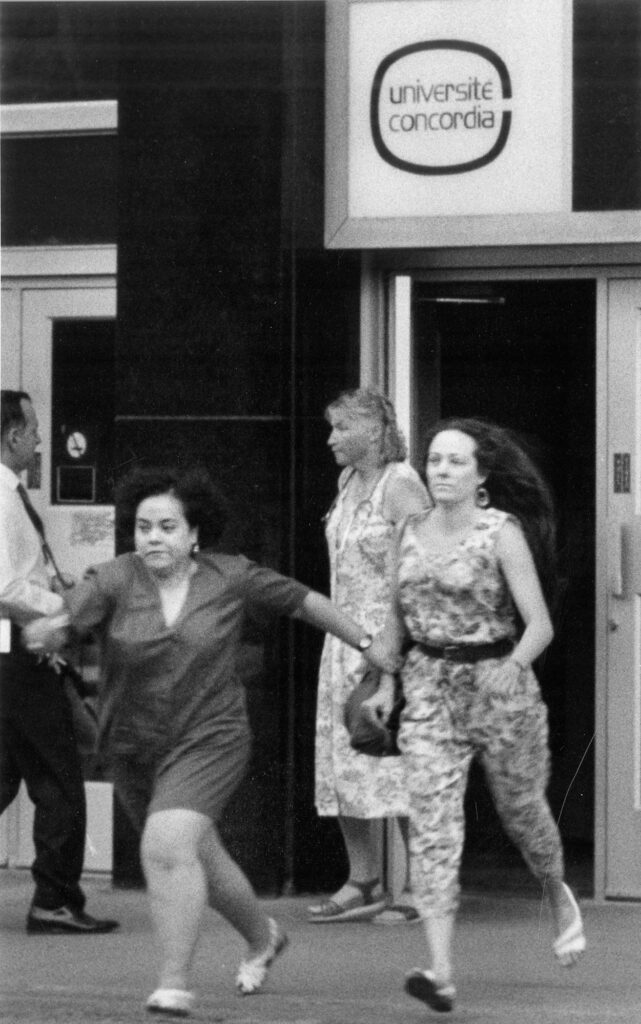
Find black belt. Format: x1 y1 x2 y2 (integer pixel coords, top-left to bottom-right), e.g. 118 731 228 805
417 638 514 663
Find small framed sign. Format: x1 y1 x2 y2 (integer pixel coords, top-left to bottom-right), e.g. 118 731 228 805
613 453 631 494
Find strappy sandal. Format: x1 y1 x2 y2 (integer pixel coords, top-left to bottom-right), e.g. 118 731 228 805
404 970 456 1013
146 988 195 1017
308 878 388 923
553 883 586 967
236 917 289 995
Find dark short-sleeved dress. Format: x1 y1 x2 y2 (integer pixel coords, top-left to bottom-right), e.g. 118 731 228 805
66 551 309 830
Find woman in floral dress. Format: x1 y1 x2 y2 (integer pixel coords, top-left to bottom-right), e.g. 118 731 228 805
367 417 586 1012
310 389 428 923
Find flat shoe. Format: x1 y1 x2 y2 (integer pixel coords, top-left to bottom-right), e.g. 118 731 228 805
236 917 288 995
146 988 194 1016
404 969 456 1013
553 883 586 966
308 877 388 922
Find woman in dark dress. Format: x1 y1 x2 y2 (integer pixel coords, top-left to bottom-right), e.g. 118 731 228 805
26 467 393 1018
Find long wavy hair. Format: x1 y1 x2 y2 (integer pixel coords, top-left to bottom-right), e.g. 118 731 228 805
325 388 408 463
424 417 558 611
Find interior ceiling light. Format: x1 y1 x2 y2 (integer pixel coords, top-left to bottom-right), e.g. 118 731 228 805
418 296 506 305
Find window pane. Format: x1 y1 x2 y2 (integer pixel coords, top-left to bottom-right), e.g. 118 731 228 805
51 319 115 505
573 0 641 211
1 135 117 245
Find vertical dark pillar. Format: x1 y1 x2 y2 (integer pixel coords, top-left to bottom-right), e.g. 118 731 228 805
115 2 360 892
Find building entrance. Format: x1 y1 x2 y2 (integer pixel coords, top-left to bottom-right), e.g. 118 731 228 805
0 276 117 875
407 278 597 893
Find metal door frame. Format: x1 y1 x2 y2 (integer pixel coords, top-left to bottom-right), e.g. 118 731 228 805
0 248 117 875
362 259 641 902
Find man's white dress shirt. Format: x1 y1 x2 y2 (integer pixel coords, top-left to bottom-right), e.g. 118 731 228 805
0 463 63 650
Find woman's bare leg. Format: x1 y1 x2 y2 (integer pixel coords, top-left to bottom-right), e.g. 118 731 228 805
198 821 270 956
141 809 211 991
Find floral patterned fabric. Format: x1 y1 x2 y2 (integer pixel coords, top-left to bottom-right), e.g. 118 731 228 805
314 462 426 818
397 506 518 647
396 507 564 918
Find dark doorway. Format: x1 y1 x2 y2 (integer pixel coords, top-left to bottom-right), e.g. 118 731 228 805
411 278 596 896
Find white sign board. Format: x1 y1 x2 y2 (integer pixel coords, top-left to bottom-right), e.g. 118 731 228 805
348 0 570 219
322 0 641 249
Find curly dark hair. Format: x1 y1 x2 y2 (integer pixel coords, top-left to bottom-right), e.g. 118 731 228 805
115 466 228 549
423 417 558 610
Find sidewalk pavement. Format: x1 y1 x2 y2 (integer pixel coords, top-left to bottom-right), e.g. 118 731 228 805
1 869 640 1024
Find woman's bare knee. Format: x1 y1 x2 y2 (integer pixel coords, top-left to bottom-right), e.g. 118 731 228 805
142 809 210 872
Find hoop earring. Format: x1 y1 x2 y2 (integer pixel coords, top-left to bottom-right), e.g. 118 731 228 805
476 486 490 508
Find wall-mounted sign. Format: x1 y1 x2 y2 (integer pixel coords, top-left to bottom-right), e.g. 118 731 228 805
614 453 631 494
325 0 608 249
56 465 96 503
348 0 569 220
369 40 513 178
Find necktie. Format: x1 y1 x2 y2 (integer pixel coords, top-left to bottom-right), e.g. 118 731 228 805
15 485 87 700
16 483 68 586
16 482 46 537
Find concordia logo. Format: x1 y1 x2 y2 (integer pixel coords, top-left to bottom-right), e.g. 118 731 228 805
370 40 512 175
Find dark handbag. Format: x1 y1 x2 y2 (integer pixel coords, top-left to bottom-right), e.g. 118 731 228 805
343 667 405 757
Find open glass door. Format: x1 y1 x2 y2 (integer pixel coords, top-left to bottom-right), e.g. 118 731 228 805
388 271 597 895
0 283 116 875
21 286 116 577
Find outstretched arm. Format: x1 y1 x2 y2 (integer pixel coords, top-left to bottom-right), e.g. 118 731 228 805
22 611 70 654
23 564 115 655
292 591 399 673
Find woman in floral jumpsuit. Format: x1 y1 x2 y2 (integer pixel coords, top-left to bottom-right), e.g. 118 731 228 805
367 417 586 1013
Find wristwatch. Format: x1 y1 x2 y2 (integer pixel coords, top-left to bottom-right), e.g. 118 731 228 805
356 633 373 652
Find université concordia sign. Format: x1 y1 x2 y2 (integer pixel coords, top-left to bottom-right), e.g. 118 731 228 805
370 40 512 176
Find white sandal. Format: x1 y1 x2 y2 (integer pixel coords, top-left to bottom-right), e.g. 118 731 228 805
146 988 195 1016
553 883 586 966
236 917 288 995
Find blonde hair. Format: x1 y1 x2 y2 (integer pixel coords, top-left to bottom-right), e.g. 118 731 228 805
325 388 408 463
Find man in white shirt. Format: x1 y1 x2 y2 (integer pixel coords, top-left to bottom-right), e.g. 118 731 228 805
0 390 117 934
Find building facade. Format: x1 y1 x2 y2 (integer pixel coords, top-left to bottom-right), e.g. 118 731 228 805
1 0 640 900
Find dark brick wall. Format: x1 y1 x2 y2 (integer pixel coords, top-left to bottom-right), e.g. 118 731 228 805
114 2 359 892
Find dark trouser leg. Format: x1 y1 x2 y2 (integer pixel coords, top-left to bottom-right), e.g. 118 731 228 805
0 653 87 910
0 724 22 814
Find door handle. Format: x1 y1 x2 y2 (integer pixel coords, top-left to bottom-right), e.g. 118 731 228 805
625 516 641 597
608 520 623 597
609 516 641 599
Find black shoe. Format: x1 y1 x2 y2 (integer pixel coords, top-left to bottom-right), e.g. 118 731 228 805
27 905 119 935
404 970 456 1013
